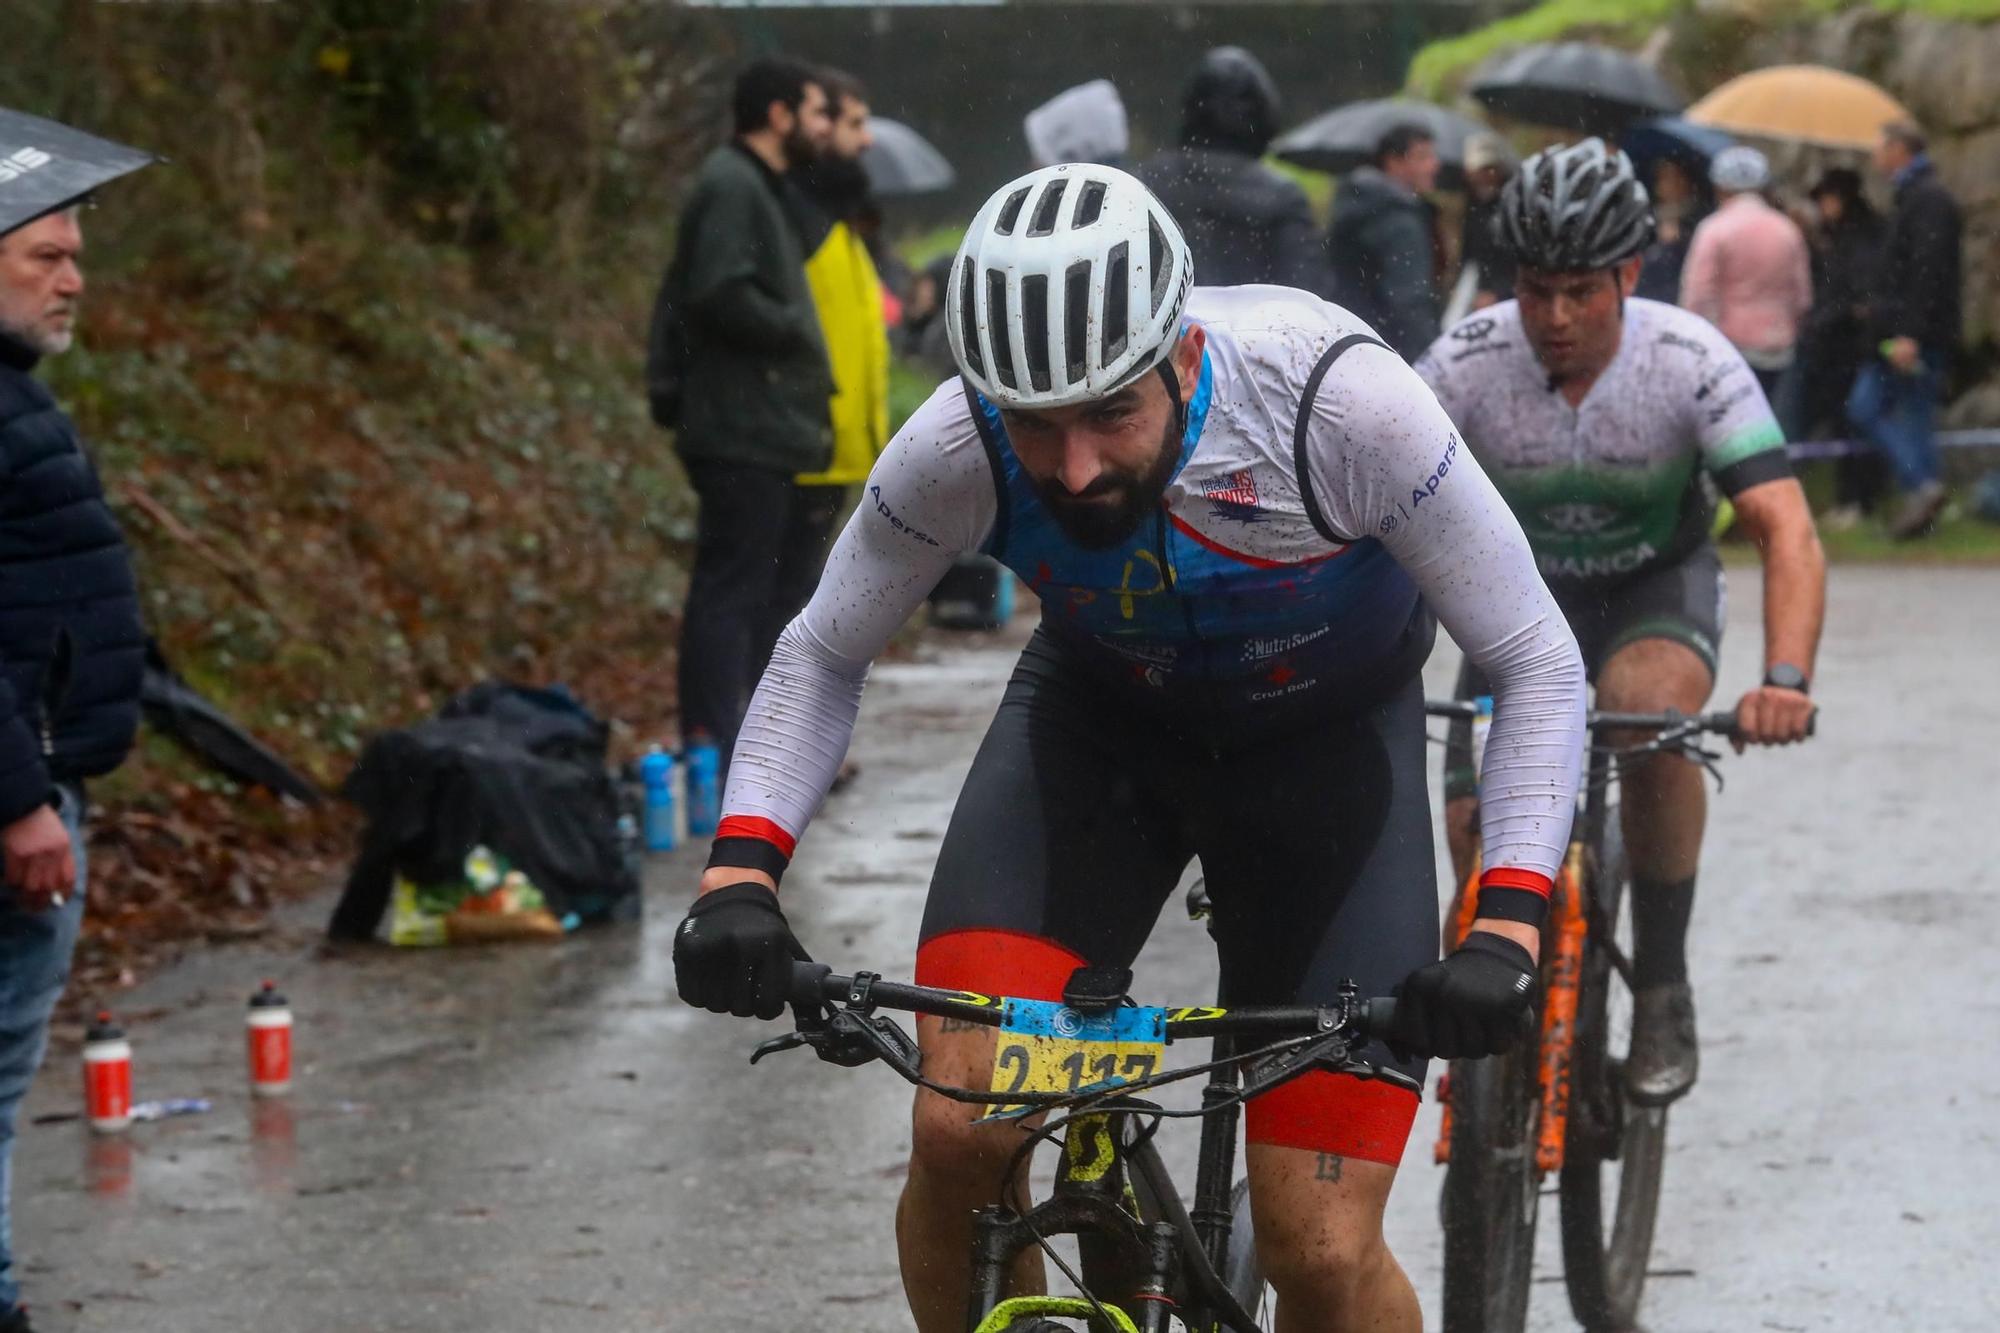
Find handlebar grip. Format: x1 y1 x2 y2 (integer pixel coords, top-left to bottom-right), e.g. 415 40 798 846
789 960 834 1008
1356 997 1398 1042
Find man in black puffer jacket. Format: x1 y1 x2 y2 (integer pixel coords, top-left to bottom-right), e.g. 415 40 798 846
1139 47 1332 295
0 194 144 1331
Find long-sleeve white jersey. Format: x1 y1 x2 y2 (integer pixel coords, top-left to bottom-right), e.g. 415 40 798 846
713 286 1586 896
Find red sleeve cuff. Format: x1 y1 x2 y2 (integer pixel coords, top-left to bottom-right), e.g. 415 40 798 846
715 815 797 859
1479 866 1554 900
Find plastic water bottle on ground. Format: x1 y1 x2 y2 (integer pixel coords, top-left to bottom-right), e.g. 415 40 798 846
639 745 678 852
83 1012 133 1133
684 735 721 836
247 981 293 1097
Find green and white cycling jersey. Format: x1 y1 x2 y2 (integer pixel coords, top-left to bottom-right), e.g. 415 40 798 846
1415 298 1792 585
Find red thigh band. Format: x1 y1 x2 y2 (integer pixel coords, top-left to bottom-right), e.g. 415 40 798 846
1245 1070 1420 1166
914 929 1086 1004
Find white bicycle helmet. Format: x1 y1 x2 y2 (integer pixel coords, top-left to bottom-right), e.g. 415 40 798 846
946 164 1193 410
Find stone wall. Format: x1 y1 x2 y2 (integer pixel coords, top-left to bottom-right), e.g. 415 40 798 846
1708 9 2000 419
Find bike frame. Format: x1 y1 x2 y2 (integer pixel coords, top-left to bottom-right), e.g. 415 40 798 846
962 1035 1264 1333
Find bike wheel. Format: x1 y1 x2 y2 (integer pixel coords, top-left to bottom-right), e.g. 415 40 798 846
1559 811 1670 1332
1219 1177 1276 1330
1440 1040 1542 1332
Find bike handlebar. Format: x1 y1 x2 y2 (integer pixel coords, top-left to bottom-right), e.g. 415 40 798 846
1423 701 1815 739
787 961 1397 1044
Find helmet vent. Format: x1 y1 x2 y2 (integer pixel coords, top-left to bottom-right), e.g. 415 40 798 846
957 258 984 377
1072 180 1107 229
995 186 1032 236
1021 274 1052 392
1102 240 1130 365
1027 179 1069 238
986 269 1018 391
1063 261 1091 385
1147 216 1172 317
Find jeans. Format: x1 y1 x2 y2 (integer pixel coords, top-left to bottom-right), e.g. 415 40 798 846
0 784 86 1313
1847 352 1944 492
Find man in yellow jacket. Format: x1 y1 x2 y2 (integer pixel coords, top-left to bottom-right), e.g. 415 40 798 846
755 68 892 684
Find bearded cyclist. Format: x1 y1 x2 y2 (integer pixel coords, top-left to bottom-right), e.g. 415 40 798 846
1416 140 1825 1107
675 165 1587 1332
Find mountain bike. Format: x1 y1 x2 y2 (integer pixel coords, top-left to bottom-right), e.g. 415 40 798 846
1427 702 1767 1333
751 953 1406 1332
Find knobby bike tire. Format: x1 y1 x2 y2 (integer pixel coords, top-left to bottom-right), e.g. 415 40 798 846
1558 810 1671 1332
1440 1039 1542 1333
1220 1177 1276 1330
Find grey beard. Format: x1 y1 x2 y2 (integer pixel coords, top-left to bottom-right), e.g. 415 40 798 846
0 309 72 357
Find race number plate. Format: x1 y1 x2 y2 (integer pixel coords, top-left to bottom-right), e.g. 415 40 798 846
980 999 1166 1121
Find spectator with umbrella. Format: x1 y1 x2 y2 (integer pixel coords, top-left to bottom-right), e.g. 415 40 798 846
1621 116 1730 305
1138 46 1330 294
1679 146 1812 417
1799 167 1885 525
0 108 152 1333
1325 123 1442 359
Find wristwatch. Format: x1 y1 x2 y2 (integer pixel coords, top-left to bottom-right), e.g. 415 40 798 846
1763 663 1810 695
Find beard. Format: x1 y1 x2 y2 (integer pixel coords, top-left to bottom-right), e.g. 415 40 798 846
797 151 871 221
783 122 821 173
0 305 73 357
1029 411 1183 551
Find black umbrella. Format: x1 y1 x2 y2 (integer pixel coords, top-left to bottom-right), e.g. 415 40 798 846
862 117 954 198
141 642 323 805
0 107 154 237
1619 116 1734 182
1469 42 1684 134
1272 99 1487 189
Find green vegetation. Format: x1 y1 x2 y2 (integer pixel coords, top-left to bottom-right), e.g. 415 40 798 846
1405 0 2000 100
4 0 724 953
1404 0 1681 100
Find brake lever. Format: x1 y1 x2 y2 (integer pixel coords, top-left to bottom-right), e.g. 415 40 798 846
750 1031 813 1065
1239 1028 1354 1101
748 1007 923 1074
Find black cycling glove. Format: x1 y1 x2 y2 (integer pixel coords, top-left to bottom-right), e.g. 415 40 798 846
673 883 807 1020
1390 931 1538 1060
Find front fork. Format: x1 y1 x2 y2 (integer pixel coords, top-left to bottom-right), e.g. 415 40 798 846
1434 840 1589 1173
964 1113 1182 1332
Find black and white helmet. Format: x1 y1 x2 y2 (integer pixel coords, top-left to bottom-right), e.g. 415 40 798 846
947 164 1193 410
1497 137 1657 273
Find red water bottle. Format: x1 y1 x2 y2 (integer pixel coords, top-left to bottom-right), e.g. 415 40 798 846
246 981 293 1096
82 1011 132 1133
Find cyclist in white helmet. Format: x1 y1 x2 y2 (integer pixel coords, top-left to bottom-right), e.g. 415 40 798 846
676 164 1588 1330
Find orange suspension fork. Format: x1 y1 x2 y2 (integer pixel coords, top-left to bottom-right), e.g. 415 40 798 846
1432 856 1486 1163
1433 843 1586 1170
1534 842 1589 1173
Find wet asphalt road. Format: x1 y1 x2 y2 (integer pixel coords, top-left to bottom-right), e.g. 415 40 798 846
14 564 2000 1331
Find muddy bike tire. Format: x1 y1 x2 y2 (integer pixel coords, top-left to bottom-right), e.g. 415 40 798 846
1219 1177 1276 1330
1559 813 1670 1331
1439 1039 1542 1333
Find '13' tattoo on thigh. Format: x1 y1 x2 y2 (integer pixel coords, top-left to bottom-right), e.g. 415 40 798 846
1315 1153 1345 1183
939 1017 984 1033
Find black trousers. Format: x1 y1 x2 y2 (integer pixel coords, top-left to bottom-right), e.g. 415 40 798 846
678 460 845 762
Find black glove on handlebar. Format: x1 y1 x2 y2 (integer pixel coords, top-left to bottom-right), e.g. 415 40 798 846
673 882 807 1020
1390 931 1537 1060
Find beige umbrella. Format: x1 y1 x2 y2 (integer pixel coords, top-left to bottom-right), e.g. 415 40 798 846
1685 65 1912 151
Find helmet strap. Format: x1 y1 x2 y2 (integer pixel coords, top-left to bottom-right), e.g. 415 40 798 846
1156 358 1187 442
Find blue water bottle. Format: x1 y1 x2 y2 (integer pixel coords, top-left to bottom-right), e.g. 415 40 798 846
684 734 721 836
639 746 678 852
